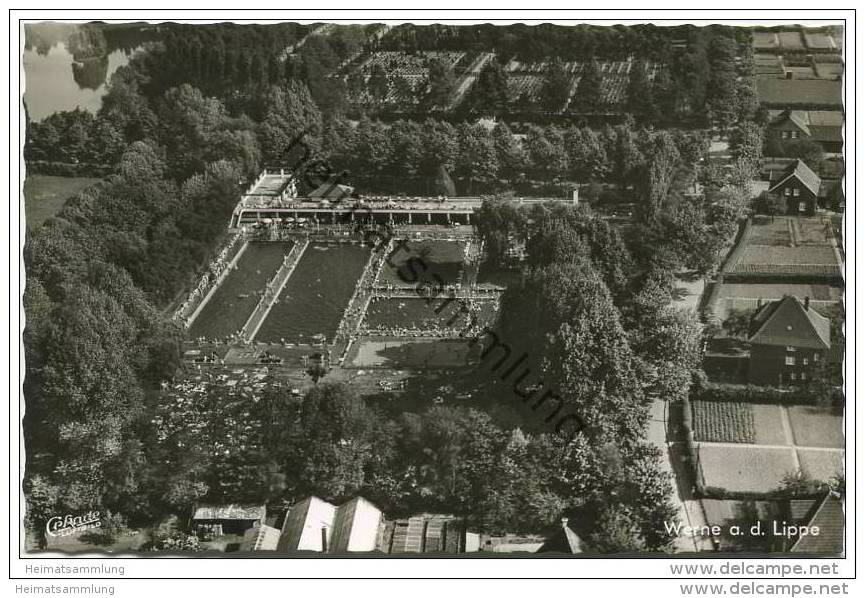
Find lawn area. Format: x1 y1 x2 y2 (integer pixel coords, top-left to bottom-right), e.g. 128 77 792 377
748 217 792 246
692 400 755 443
788 406 844 449
797 449 844 481
23 174 100 228
363 297 498 331
752 404 789 445
188 242 293 340
476 262 520 289
698 445 797 494
738 245 838 267
792 218 834 245
346 337 475 369
378 240 466 286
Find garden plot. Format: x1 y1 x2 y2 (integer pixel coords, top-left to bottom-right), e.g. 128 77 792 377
378 240 467 286
502 58 661 107
815 63 844 79
728 217 841 277
188 242 294 341
778 31 806 51
788 405 844 449
752 32 780 51
698 445 797 494
347 51 470 105
713 283 842 321
748 217 794 246
692 400 755 443
732 245 840 277
695 400 845 494
797 449 844 481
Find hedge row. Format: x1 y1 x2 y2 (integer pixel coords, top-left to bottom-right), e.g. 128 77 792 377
26 160 114 178
693 382 842 407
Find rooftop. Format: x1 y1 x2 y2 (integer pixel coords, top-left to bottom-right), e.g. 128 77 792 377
769 159 822 197
790 492 844 554
748 295 832 350
757 77 843 108
192 504 266 521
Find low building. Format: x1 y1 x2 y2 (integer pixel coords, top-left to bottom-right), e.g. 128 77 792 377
239 523 281 551
277 496 337 553
190 504 266 536
767 159 821 216
767 110 843 153
747 296 831 386
329 497 383 553
379 513 479 554
278 495 383 554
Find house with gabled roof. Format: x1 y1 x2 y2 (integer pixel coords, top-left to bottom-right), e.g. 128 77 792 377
767 109 843 153
767 159 822 216
747 295 831 385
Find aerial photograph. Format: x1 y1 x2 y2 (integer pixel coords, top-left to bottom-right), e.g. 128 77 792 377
21 19 844 557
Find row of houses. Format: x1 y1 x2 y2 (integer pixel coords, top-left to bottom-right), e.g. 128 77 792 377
193 498 585 555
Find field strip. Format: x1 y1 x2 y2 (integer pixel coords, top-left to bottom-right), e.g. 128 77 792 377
245 240 310 341
696 441 843 453
185 240 249 327
779 405 802 471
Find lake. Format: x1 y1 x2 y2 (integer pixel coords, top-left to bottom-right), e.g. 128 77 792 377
22 43 138 122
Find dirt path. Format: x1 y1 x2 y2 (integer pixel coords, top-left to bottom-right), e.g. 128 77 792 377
647 399 715 553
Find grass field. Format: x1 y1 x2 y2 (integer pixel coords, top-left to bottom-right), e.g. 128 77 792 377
23 175 100 228
378 240 465 286
692 400 755 443
788 406 844 449
363 296 497 331
699 445 797 493
346 337 475 369
188 242 293 340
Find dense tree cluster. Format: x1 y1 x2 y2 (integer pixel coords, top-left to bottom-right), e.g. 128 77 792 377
471 200 703 550
22 20 764 552
24 66 325 541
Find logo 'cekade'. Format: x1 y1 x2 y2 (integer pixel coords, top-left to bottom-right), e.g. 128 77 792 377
46 511 101 537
